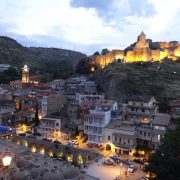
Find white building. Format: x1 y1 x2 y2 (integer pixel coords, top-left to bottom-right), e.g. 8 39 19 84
75 92 104 104
38 116 61 139
84 99 118 144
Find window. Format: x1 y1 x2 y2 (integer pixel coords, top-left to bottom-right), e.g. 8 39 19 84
119 137 121 142
148 132 150 137
140 131 142 135
128 139 130 144
108 136 110 140
142 109 145 112
144 132 146 136
115 137 117 142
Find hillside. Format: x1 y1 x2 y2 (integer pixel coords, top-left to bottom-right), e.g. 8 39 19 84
95 60 180 112
0 36 86 80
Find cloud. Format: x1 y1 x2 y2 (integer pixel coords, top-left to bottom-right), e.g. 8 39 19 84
0 0 179 55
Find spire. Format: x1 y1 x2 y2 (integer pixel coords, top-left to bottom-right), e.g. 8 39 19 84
140 31 146 37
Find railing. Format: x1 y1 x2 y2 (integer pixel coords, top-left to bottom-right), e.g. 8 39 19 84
84 122 103 127
137 135 151 140
127 104 156 109
113 141 137 148
126 110 152 116
84 130 103 136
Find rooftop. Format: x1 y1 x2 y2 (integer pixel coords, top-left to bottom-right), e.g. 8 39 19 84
128 95 153 103
153 113 171 126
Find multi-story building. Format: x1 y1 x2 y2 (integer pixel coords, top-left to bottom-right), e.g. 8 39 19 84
84 100 118 144
75 92 104 104
125 95 158 124
38 116 61 139
41 94 66 117
152 113 171 149
103 96 170 156
48 79 65 94
104 120 137 155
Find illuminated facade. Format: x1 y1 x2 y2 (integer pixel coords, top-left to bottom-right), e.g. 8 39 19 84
90 32 180 68
104 96 171 156
21 65 29 83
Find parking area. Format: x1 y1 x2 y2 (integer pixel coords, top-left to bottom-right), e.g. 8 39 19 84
84 157 146 180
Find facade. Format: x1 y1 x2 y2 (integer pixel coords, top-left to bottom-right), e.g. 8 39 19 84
95 99 118 112
84 100 117 144
124 95 158 124
169 100 180 118
104 120 137 156
22 65 29 83
103 96 170 156
38 116 61 139
48 79 65 93
41 94 66 117
76 92 104 104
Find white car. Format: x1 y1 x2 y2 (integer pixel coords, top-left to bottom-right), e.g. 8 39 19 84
128 165 135 173
69 140 79 145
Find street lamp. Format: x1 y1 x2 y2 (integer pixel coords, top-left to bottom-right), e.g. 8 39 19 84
2 155 12 167
2 150 12 180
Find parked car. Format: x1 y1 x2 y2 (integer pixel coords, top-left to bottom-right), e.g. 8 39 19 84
69 140 79 146
19 133 26 136
110 155 121 162
42 138 52 142
124 159 133 165
128 165 135 173
53 140 62 144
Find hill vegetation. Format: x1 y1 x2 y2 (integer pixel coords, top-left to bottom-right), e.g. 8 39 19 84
0 36 86 82
94 60 180 112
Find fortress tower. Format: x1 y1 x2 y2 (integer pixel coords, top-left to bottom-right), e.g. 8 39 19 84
22 65 29 83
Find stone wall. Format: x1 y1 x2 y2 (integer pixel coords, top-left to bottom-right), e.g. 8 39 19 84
12 136 99 165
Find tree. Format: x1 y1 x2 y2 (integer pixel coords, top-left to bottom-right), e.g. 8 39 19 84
93 51 100 56
76 58 91 74
34 104 40 126
101 48 109 55
145 119 180 180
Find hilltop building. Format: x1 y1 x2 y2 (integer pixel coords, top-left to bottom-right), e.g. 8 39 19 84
89 31 180 68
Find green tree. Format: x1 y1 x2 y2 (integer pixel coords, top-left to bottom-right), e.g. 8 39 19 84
34 104 40 126
145 119 180 180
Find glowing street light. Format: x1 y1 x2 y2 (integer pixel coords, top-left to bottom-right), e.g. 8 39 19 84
2 150 12 180
2 155 12 167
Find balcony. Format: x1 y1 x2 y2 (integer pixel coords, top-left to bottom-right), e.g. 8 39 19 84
84 121 103 127
126 110 152 116
113 141 137 149
127 104 156 109
138 135 151 141
84 129 103 136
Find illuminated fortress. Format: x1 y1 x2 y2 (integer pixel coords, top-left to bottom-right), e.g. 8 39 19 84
90 32 180 68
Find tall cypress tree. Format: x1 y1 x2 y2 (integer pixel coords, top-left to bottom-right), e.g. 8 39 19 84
34 104 40 126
